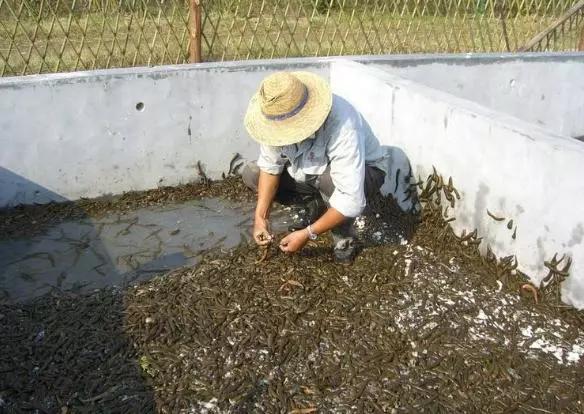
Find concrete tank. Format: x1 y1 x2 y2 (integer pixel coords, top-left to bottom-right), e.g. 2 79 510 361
1 52 584 308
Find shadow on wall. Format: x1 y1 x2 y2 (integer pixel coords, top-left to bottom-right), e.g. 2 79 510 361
0 166 68 207
0 167 158 411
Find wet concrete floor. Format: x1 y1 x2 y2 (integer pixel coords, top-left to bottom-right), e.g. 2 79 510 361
0 198 289 303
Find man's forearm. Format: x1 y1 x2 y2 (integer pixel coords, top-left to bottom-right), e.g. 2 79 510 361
310 207 347 235
255 170 280 219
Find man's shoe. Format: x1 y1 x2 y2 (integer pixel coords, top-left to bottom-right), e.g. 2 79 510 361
333 237 357 264
287 197 327 232
331 217 357 264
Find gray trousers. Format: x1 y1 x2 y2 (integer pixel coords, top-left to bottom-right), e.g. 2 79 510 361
241 162 385 210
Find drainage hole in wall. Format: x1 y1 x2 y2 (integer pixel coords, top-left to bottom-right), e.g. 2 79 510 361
136 102 145 111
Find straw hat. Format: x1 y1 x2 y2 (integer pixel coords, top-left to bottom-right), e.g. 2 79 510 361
244 71 332 146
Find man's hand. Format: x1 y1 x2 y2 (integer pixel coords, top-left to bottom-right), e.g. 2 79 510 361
279 229 309 253
253 216 273 246
253 170 280 246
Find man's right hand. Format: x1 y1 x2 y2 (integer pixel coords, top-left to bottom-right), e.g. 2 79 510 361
253 169 280 246
253 216 273 246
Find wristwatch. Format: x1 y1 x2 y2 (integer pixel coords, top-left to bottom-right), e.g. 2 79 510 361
306 224 318 241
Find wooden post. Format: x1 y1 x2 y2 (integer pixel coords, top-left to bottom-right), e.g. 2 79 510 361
578 25 584 51
189 0 202 63
495 3 510 52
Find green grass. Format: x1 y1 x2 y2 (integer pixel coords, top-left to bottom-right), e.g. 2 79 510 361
0 7 577 77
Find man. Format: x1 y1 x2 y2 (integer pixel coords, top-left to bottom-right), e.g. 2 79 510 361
242 71 389 263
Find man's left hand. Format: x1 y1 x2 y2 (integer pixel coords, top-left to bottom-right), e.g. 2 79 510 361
279 229 309 253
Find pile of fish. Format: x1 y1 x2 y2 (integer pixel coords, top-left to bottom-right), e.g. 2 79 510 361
1 172 583 413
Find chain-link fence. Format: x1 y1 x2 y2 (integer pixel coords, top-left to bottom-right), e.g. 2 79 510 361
1 0 583 77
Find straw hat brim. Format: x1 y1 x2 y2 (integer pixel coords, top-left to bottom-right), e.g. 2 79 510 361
244 71 333 146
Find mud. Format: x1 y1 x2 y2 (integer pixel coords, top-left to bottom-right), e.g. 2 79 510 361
1 173 583 413
0 197 290 303
0 176 253 241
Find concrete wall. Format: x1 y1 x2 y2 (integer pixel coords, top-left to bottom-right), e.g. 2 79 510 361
0 59 329 206
330 60 584 309
3 52 581 207
361 53 584 139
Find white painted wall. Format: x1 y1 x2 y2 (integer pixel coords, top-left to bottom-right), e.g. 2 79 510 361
3 53 583 207
369 55 584 139
0 60 329 206
331 60 584 309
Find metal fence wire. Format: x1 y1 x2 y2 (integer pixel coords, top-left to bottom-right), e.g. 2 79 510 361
1 0 583 77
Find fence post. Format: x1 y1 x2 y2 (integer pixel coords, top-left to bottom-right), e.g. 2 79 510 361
494 2 511 52
189 0 202 63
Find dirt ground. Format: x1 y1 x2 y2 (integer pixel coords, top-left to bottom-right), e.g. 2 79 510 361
1 173 584 413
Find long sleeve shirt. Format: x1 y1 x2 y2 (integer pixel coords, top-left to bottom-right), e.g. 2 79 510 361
257 94 389 218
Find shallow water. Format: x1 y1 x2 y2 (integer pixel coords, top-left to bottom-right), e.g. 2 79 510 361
0 198 289 303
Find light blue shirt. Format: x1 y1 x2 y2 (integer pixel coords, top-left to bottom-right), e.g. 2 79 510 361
257 95 389 218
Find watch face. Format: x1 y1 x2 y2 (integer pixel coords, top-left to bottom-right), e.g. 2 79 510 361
307 226 317 240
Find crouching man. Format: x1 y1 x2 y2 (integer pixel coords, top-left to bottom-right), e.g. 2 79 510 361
242 71 388 263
